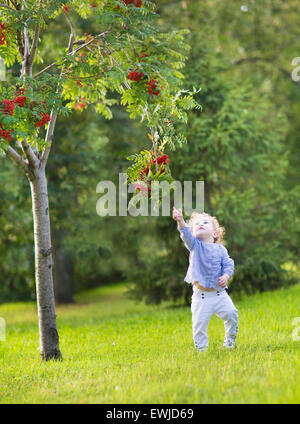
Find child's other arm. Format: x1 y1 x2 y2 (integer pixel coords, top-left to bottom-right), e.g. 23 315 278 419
218 248 234 288
221 247 234 280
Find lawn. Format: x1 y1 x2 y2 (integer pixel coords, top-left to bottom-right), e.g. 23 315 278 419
0 282 299 404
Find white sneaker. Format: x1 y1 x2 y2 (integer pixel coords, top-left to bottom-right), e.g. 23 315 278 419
223 339 235 349
197 346 208 352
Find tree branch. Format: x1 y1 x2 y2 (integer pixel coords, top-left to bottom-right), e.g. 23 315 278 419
3 145 35 180
40 25 111 166
13 2 24 59
33 29 111 79
41 33 75 166
16 29 25 59
40 109 58 167
20 138 40 168
17 20 41 161
33 61 57 79
67 27 75 55
70 29 111 56
27 24 40 72
21 18 31 78
62 7 76 40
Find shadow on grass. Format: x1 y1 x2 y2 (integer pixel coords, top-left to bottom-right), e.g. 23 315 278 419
164 303 189 310
264 342 297 353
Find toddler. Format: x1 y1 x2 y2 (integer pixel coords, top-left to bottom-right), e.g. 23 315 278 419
172 206 238 351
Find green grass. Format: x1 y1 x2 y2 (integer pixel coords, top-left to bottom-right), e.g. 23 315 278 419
0 281 300 404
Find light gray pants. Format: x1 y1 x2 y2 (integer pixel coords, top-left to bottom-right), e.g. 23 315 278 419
191 288 238 350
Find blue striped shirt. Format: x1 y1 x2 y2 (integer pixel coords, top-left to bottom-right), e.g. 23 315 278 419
177 224 234 290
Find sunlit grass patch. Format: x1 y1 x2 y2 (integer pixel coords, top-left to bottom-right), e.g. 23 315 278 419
0 282 299 403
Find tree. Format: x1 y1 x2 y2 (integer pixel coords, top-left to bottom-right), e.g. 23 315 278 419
0 0 198 360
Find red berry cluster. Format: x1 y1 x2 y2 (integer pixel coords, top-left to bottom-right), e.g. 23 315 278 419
125 0 142 6
139 52 148 61
0 22 6 46
0 99 15 142
62 4 70 13
0 127 12 142
1 99 15 115
139 152 170 179
133 181 150 197
117 0 142 8
0 88 51 142
156 154 170 165
34 112 51 127
74 97 87 110
76 52 86 62
136 152 170 198
128 69 145 82
127 53 163 98
30 100 51 128
14 96 27 107
147 79 162 97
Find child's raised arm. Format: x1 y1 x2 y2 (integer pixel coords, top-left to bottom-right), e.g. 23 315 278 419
172 206 185 228
173 207 196 251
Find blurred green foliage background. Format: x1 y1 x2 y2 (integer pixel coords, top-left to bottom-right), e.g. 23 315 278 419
1 0 300 304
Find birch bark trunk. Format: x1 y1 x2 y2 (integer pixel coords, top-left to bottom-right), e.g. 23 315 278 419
1 15 78 361
29 167 62 361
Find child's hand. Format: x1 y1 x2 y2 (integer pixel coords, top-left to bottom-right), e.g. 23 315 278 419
172 206 183 222
218 273 230 288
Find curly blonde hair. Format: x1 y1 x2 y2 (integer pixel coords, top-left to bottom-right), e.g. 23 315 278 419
187 212 226 245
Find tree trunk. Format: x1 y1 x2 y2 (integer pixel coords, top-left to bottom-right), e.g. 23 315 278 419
51 226 74 304
29 167 62 361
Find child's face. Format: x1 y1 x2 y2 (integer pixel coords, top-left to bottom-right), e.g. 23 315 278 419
193 216 216 240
